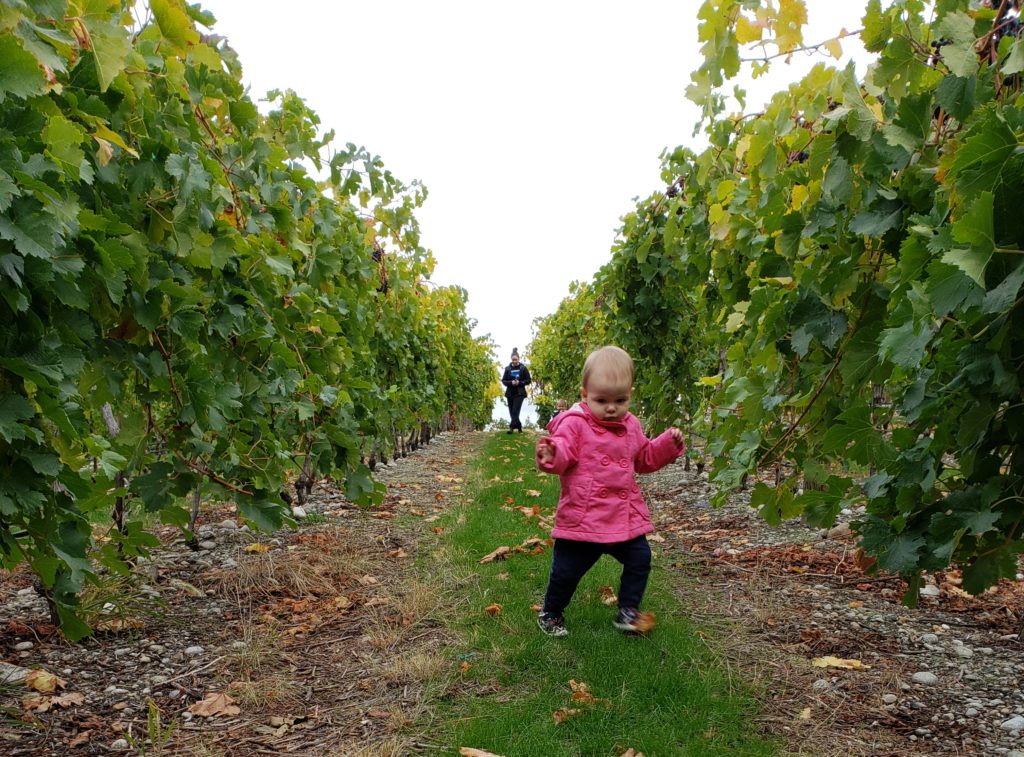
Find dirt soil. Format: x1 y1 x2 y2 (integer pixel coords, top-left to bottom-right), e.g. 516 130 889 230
1 431 1022 756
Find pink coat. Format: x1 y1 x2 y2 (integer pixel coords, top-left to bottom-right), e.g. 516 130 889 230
537 402 684 543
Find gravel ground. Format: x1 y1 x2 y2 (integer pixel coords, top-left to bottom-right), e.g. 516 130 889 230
643 459 1024 757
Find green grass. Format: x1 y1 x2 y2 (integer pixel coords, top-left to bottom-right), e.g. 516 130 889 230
428 432 779 757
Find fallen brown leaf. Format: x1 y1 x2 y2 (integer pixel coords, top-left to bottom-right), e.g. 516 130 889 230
386 547 409 558
552 706 582 724
479 546 511 564
459 661 472 673
484 603 502 616
811 656 870 670
189 692 241 718
244 543 271 553
633 612 656 633
597 586 618 605
67 730 92 747
459 749 506 757
367 708 390 718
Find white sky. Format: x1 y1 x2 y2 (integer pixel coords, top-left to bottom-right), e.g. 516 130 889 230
197 1 870 372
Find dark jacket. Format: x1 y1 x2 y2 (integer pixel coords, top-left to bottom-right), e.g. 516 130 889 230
501 362 531 399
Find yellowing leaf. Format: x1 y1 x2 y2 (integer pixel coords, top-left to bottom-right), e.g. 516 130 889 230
790 184 809 210
244 543 271 553
735 14 763 44
93 124 139 158
798 706 812 720
696 374 722 387
824 38 843 59
812 656 870 670
25 669 65 694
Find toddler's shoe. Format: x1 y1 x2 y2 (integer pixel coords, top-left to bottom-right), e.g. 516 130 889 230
613 607 643 632
537 611 568 637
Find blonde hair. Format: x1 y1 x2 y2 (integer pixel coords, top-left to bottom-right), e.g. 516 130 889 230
581 346 634 389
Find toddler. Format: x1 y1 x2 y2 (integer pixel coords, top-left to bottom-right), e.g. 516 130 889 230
535 346 684 636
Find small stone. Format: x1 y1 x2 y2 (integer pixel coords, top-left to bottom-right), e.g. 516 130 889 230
229 641 247 650
139 655 151 664
218 519 238 530
920 584 940 597
812 679 830 691
1000 716 1024 732
920 633 939 644
966 708 979 717
149 644 167 655
953 646 974 659
111 739 130 751
198 540 217 551
882 694 898 704
184 645 204 657
291 506 307 519
912 672 939 686
13 641 33 652
113 648 130 658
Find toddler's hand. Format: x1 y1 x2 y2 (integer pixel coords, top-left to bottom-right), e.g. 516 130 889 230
669 427 685 448
536 437 556 465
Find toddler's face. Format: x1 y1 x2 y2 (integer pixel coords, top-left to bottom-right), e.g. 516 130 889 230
581 372 632 422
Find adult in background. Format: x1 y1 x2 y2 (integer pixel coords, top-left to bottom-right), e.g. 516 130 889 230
501 348 531 433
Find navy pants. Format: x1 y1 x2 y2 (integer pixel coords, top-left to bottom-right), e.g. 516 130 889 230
507 394 525 430
542 535 652 615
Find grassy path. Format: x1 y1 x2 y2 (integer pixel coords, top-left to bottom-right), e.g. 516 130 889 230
423 431 779 756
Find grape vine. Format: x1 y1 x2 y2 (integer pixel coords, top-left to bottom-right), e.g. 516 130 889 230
0 0 495 637
534 0 1024 602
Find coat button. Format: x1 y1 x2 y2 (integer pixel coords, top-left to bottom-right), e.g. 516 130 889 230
632 483 639 493
618 489 627 499
619 458 628 468
601 455 610 466
599 488 609 498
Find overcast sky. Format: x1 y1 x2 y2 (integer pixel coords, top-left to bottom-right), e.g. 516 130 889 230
197 1 869 374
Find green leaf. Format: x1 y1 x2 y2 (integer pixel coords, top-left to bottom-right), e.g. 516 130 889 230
1004 38 1024 76
878 320 931 370
0 393 36 443
43 113 86 179
150 0 200 52
937 12 979 78
0 35 47 101
876 534 925 574
961 549 1018 594
935 75 976 122
861 0 892 52
950 111 1017 198
945 192 995 286
983 259 1024 314
82 17 130 92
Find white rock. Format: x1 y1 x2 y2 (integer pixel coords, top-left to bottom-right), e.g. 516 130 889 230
920 584 940 597
953 646 974 659
198 540 217 551
912 672 939 686
812 679 830 691
921 633 939 644
184 645 204 657
1001 716 1024 732
882 694 898 704
292 506 307 519
218 519 238 530
966 708 979 717
0 661 30 683
13 641 33 652
111 739 130 750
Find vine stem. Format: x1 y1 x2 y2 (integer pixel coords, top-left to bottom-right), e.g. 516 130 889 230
152 331 183 408
739 28 865 64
